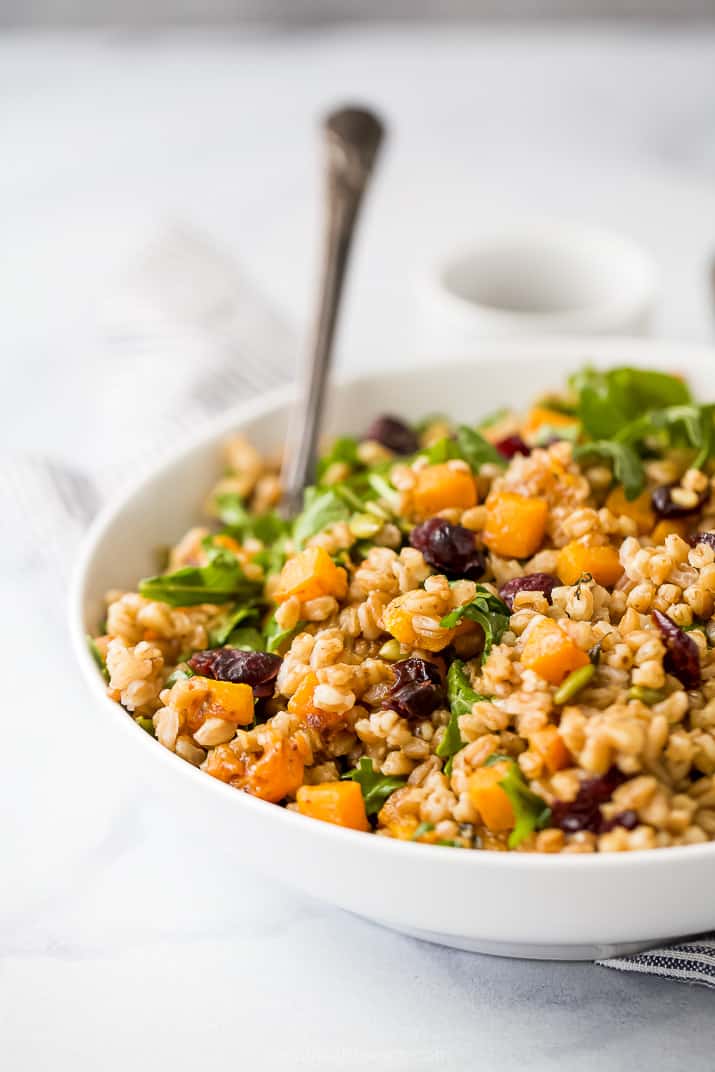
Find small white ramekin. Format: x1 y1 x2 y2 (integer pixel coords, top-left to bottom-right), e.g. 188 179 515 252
416 221 658 352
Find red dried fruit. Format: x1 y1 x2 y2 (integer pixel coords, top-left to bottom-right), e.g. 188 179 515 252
688 531 715 550
188 649 282 699
410 518 486 579
498 572 558 611
384 657 444 721
550 768 627 834
494 434 530 459
652 609 701 690
364 415 419 455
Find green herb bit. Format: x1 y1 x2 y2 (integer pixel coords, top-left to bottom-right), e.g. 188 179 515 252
208 601 261 647
437 660 491 773
342 758 406 816
214 493 288 544
440 586 511 662
411 821 435 841
139 545 261 607
484 754 552 848
292 487 350 549
135 716 155 735
454 425 506 470
316 436 360 482
553 663 595 705
165 666 194 688
87 635 109 682
573 441 645 501
532 422 581 447
264 615 306 655
627 685 665 706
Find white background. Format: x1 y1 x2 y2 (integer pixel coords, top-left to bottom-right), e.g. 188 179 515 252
3 24 715 1070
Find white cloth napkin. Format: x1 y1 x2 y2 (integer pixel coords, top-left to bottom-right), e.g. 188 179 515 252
6 226 714 983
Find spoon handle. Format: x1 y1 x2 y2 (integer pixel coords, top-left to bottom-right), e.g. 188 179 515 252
280 105 385 517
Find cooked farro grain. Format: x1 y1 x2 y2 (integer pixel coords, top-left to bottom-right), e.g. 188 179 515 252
91 366 715 853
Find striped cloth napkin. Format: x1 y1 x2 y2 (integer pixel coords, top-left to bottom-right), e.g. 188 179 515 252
6 225 714 984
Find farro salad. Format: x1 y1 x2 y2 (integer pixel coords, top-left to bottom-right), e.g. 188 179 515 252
90 365 715 853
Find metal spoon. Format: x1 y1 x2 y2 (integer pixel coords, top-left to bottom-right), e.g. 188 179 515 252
280 105 385 517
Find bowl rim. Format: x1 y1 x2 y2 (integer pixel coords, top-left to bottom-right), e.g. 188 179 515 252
70 337 715 874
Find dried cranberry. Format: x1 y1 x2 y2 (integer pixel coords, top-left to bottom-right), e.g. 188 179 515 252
364 415 419 455
599 809 639 833
550 768 626 834
651 484 708 519
384 657 444 720
499 573 558 611
410 518 486 579
652 610 701 690
188 648 282 699
688 531 715 549
495 434 530 459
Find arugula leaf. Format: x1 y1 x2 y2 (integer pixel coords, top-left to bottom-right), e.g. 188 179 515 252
138 545 260 607
226 626 266 651
342 758 406 816
573 440 645 500
437 660 492 774
316 436 360 481
440 586 511 660
418 436 461 464
87 636 109 682
293 487 350 549
455 425 507 469
616 404 715 470
572 366 691 440
411 821 435 840
208 601 260 647
215 493 288 544
264 613 305 654
485 754 552 848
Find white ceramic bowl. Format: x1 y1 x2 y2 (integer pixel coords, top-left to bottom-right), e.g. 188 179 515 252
417 223 657 353
71 338 715 961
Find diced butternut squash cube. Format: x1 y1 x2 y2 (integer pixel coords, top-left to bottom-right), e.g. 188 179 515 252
275 546 347 604
652 518 689 544
296 781 369 831
556 540 623 587
522 406 579 444
287 672 319 718
483 492 548 559
383 594 455 652
182 676 255 726
605 486 654 535
246 735 309 802
468 761 515 832
521 619 590 686
531 725 572 774
412 463 477 519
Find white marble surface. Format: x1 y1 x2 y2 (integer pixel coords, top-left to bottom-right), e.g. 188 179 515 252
4 24 715 1070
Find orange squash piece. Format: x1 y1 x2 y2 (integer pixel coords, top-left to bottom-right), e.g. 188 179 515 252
287 672 320 719
205 733 308 802
468 761 515 832
521 618 589 686
383 594 455 653
296 781 370 831
483 492 548 559
652 518 689 544
522 406 579 445
605 486 655 535
179 676 255 730
531 725 572 774
556 540 623 587
412 464 477 519
275 545 347 604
